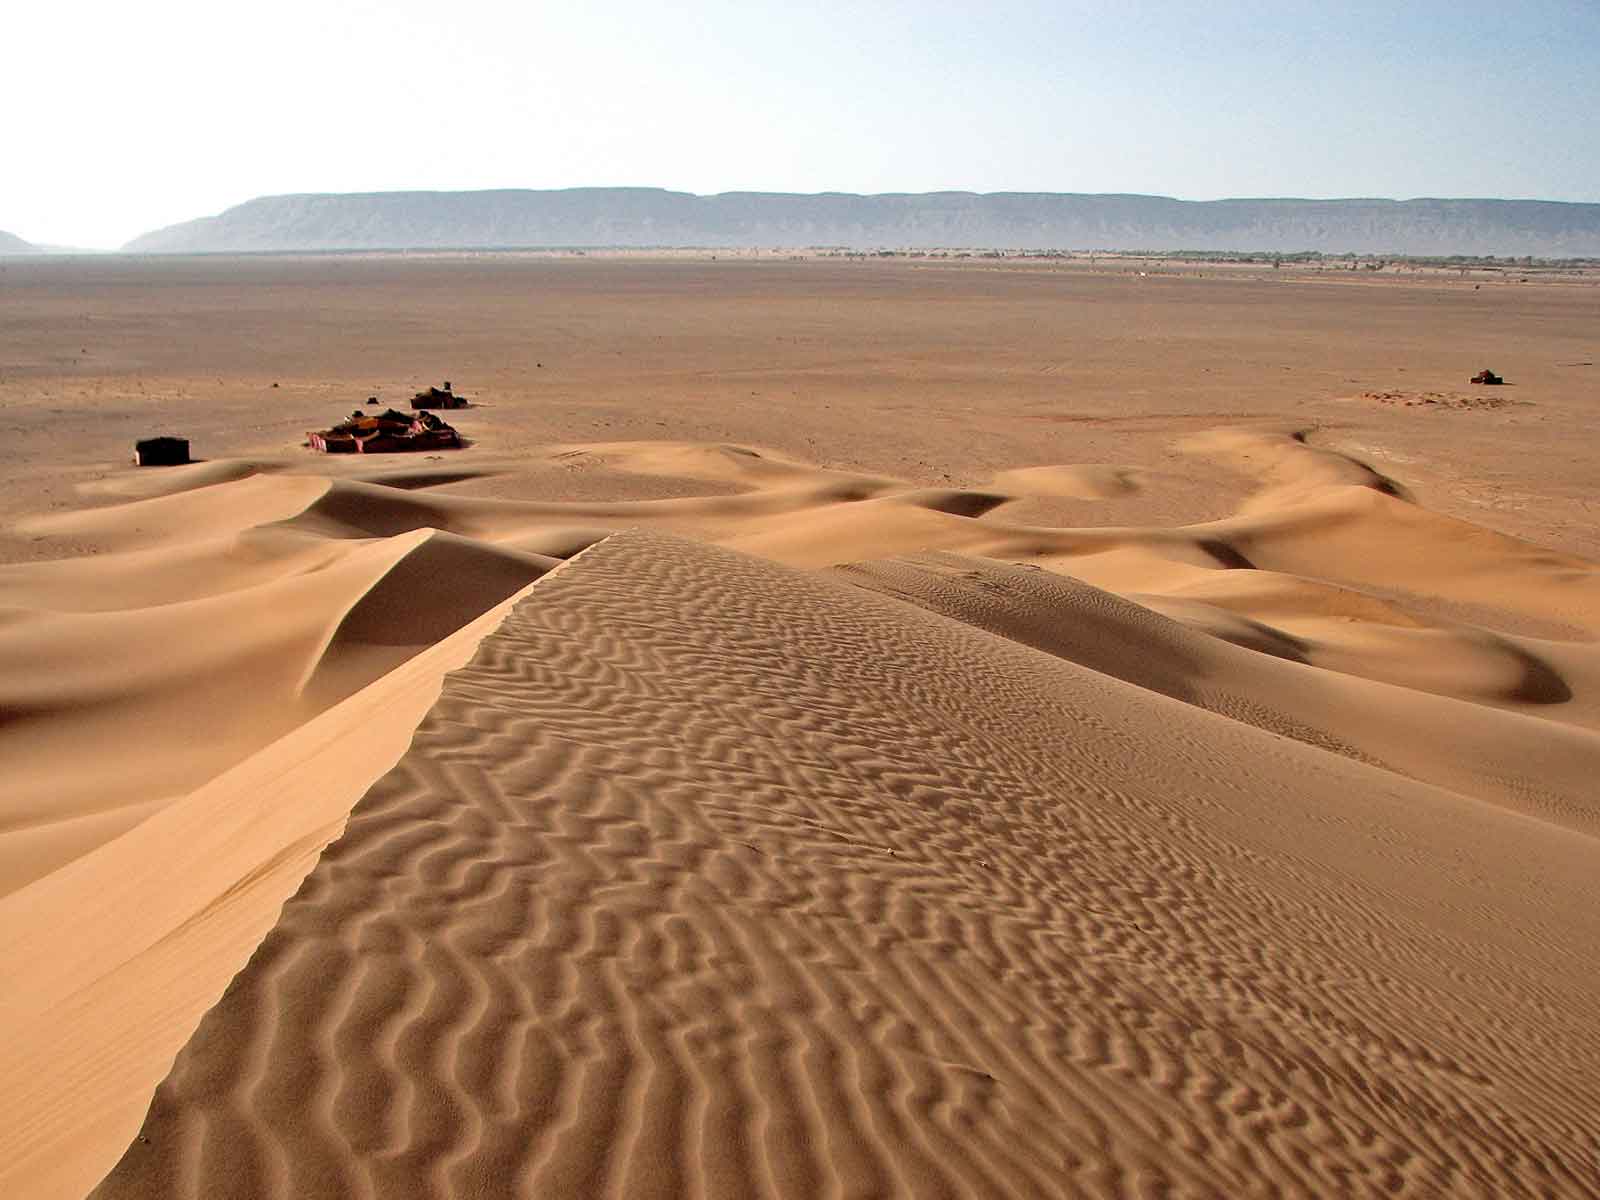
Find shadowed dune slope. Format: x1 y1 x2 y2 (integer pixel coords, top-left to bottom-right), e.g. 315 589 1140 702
95 530 1600 1200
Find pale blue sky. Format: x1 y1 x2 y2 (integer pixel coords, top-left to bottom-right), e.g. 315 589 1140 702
10 0 1599 247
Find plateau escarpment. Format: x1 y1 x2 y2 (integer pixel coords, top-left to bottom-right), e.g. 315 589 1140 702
123 189 1600 256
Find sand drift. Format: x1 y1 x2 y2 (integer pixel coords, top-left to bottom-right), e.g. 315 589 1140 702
2 434 1598 1198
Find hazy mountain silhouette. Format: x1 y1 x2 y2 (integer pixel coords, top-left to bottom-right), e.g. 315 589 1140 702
122 189 1600 256
0 230 37 254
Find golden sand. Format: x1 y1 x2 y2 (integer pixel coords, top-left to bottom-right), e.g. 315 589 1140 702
2 256 1597 1198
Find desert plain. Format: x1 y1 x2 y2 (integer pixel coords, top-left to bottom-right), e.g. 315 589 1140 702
1 253 1598 1198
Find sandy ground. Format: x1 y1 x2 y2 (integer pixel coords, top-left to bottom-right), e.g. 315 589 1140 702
2 255 1598 1198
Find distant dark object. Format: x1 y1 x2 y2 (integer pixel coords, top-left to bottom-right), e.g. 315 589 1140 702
134 436 190 467
367 396 379 404
1471 368 1505 385
412 381 469 410
308 409 460 454
271 382 279 388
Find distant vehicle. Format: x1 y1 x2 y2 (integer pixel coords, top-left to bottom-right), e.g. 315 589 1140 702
412 380 469 410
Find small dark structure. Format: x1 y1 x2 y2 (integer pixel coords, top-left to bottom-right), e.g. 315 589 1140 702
307 409 461 454
412 380 469 410
1471 368 1505 385
134 436 190 466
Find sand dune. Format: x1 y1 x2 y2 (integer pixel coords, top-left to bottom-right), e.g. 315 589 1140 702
90 529 1600 1199
0 519 554 894
834 554 1600 833
0 574 558 1199
2 416 1599 1197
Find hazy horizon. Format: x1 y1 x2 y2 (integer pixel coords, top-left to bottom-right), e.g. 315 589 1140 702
13 187 1600 257
12 0 1600 248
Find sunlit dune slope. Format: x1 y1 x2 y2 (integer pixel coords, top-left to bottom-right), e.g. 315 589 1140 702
94 529 1600 1199
0 524 557 891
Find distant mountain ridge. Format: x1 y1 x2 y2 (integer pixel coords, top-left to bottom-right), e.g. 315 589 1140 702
0 230 37 254
122 189 1600 256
